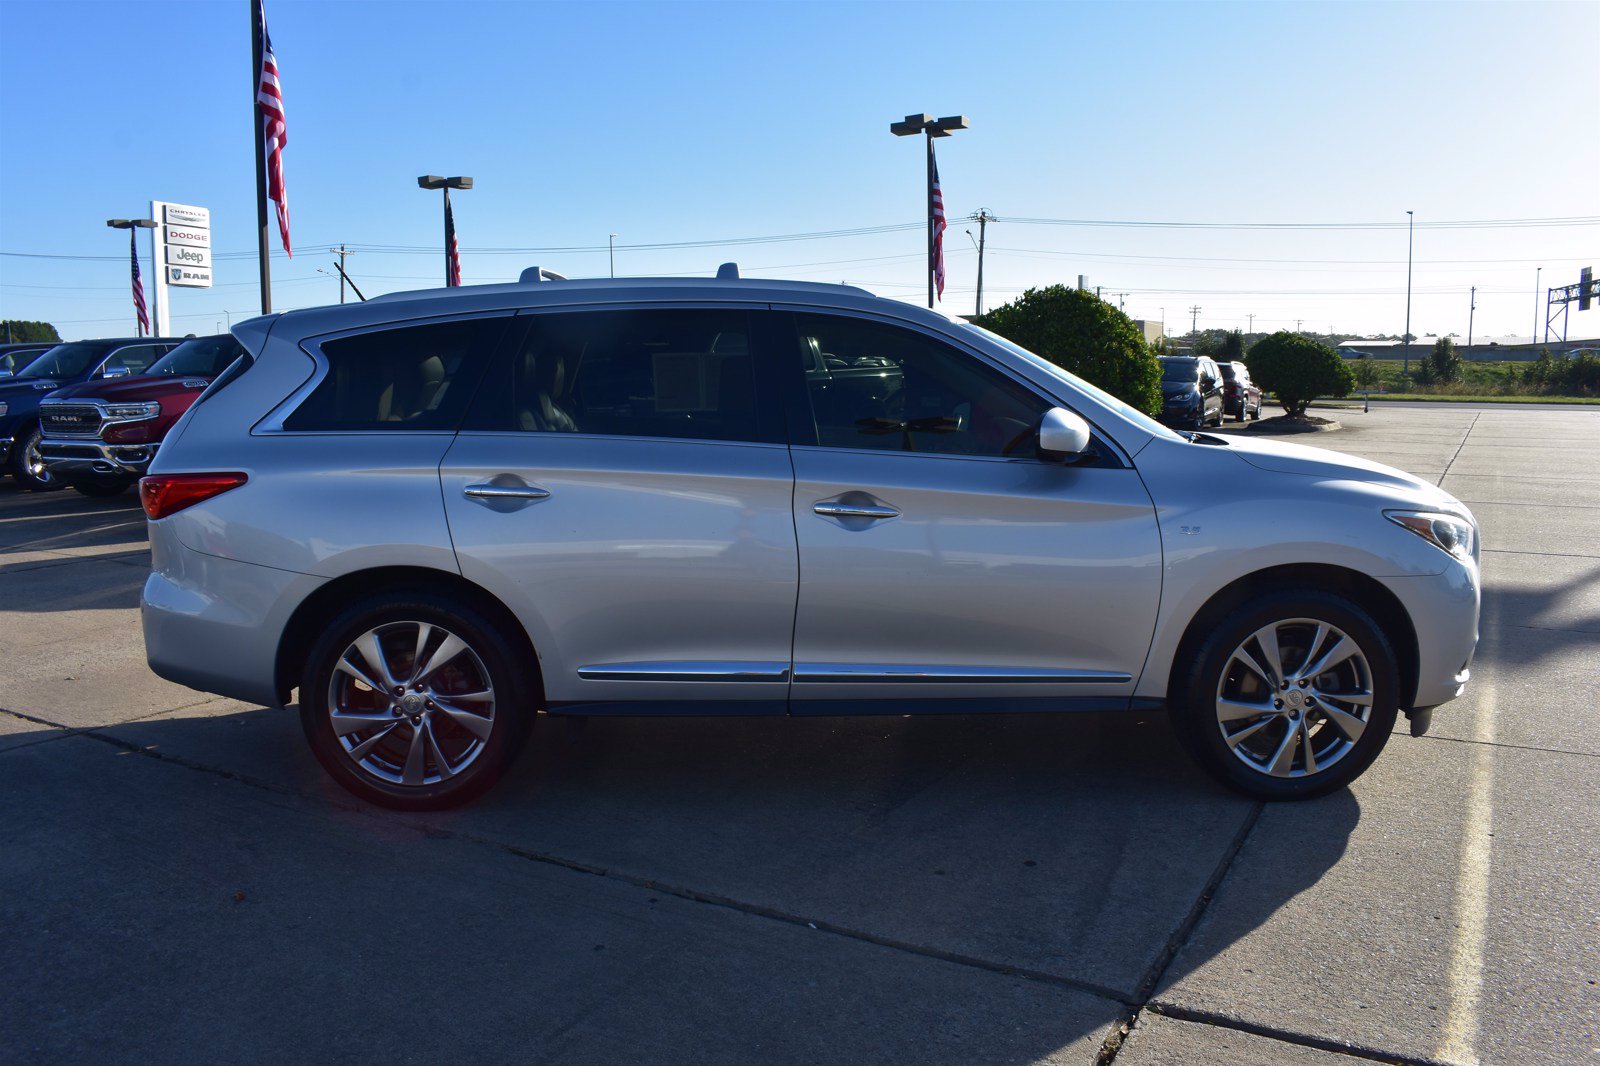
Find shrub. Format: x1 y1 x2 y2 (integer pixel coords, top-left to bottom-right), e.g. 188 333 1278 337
1428 337 1464 384
1245 332 1353 417
976 285 1163 415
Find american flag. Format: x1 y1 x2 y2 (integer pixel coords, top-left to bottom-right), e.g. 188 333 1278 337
931 153 947 301
257 1 291 257
445 192 461 287
129 230 149 337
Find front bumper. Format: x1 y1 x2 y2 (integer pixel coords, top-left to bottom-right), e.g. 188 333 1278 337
38 438 157 479
1386 560 1481 710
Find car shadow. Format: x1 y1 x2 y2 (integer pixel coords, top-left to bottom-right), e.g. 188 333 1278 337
1 702 1362 1062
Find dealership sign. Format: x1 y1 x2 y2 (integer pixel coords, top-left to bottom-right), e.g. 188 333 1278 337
147 200 213 334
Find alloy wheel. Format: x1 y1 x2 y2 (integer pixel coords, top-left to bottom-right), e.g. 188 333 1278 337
326 620 496 787
1213 616 1375 778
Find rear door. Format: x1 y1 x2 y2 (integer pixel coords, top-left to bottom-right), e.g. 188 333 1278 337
439 305 798 713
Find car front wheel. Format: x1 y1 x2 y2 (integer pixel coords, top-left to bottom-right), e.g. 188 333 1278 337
1170 590 1399 800
299 591 535 809
8 424 62 491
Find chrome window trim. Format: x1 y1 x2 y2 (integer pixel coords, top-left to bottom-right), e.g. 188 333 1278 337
793 664 1133 685
450 428 788 452
577 661 791 683
770 303 1133 468
254 309 517 435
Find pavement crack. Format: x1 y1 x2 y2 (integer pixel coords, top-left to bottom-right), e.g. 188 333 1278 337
1147 1003 1451 1065
1434 412 1481 487
1094 801 1265 1063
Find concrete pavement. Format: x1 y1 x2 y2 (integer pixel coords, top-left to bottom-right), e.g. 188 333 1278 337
2 402 1597 1063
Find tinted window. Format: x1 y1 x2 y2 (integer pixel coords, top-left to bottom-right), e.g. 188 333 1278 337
102 344 166 376
18 342 106 378
284 317 504 432
148 335 246 378
1160 357 1199 382
510 309 761 443
796 314 1048 458
1217 363 1237 381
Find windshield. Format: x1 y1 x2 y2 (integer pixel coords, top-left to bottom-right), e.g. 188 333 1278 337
960 323 1180 441
15 342 106 379
1159 357 1199 382
147 335 245 378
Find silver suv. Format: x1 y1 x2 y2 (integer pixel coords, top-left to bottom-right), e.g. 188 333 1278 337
140 270 1480 809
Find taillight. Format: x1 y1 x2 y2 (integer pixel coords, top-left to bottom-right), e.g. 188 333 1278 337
139 473 248 520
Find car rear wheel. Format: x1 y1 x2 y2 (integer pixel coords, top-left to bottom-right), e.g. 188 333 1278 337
299 592 535 809
8 424 62 491
1169 590 1399 800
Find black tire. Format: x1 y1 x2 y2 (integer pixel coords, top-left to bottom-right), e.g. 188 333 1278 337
299 590 536 810
8 424 62 491
1168 589 1399 800
72 477 134 498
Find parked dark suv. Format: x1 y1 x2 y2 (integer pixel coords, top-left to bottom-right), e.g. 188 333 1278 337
1157 355 1224 430
1218 361 1263 421
0 342 57 379
0 337 180 489
39 334 246 496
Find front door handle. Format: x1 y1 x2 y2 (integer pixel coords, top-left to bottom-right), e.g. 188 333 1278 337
464 483 551 501
813 502 900 520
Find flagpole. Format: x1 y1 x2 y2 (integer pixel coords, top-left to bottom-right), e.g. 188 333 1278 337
925 132 935 309
251 0 272 314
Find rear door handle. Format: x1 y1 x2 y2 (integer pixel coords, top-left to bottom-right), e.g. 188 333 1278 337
464 483 551 501
813 502 900 520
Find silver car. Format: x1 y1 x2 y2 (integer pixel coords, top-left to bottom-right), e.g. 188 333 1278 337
139 269 1480 809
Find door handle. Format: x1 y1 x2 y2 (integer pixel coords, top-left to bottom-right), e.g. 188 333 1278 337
464 483 551 501
813 502 900 520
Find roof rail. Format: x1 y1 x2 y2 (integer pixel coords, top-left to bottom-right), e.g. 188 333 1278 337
518 266 569 283
716 262 740 280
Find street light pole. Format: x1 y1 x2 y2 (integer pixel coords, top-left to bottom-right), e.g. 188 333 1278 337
418 175 473 286
890 113 968 309
106 218 157 335
1467 285 1476 349
1403 210 1414 376
609 233 617 278
1533 267 1542 348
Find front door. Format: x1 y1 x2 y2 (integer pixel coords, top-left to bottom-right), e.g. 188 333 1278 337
440 305 798 713
780 311 1163 711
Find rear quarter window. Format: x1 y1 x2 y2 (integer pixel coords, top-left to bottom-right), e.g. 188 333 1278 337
283 317 507 432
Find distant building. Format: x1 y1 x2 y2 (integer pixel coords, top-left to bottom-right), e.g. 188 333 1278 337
1132 319 1165 345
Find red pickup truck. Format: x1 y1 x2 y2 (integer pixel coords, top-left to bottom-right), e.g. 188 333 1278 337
37 334 245 496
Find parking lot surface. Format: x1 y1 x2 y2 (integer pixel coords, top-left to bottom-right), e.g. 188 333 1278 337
3 402 1597 1064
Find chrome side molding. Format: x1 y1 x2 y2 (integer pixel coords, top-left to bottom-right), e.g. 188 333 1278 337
577 661 791 683
793 664 1133 684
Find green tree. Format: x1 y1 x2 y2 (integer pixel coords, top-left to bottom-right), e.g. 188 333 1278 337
1428 336 1463 384
1217 330 1245 362
1246 331 1354 417
1353 353 1380 389
976 285 1162 415
1 320 60 344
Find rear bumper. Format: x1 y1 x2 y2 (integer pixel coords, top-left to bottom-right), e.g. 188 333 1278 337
39 437 157 478
142 522 323 707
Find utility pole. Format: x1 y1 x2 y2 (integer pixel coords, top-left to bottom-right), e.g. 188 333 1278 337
1403 210 1414 376
609 233 617 278
1533 267 1542 348
1189 305 1201 334
1296 319 1303 333
329 245 356 304
1247 313 1255 336
1467 285 1476 349
971 208 994 317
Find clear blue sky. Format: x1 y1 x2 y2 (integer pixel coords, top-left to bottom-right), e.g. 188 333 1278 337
2 0 1596 342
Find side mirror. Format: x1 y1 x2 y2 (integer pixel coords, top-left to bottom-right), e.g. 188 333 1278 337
1037 407 1091 461
101 365 131 379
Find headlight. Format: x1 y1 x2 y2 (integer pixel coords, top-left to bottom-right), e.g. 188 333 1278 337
105 402 160 421
1386 510 1475 561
